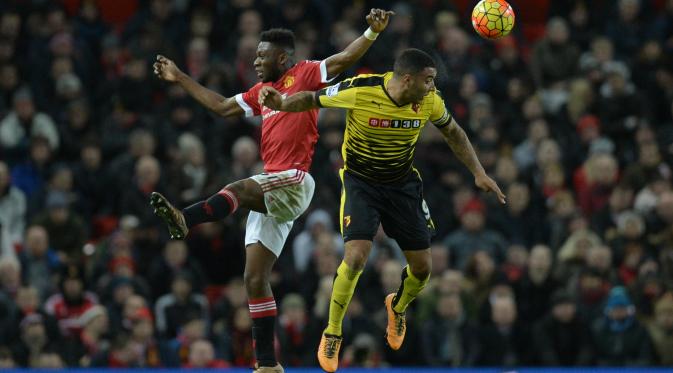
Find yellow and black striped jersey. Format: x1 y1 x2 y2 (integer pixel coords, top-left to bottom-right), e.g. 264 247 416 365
315 72 452 183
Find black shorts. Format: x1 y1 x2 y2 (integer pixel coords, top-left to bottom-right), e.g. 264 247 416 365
338 168 435 250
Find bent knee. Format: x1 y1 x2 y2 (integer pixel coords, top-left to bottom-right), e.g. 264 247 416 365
408 259 431 280
243 270 269 292
343 241 371 271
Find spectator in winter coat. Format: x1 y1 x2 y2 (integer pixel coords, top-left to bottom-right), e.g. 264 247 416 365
590 286 654 366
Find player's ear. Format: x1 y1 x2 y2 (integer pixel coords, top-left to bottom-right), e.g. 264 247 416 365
278 50 288 66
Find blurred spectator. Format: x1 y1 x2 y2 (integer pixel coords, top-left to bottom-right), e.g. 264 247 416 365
184 339 228 368
590 286 654 365
32 350 65 368
13 286 60 341
166 313 207 366
443 197 507 269
10 135 54 199
500 245 528 284
647 293 673 365
119 155 169 226
575 268 613 322
585 245 618 284
341 332 383 368
125 306 175 367
623 140 668 191
0 160 26 255
18 225 61 299
11 313 55 367
532 290 593 366
104 278 136 336
72 141 111 219
513 118 550 173
44 264 98 337
463 251 503 315
545 190 580 250
228 305 255 367
0 87 59 161
147 240 205 301
32 190 87 263
0 346 15 368
421 292 478 366
475 295 530 366
491 182 545 246
605 0 651 58
0 290 18 344
277 293 317 366
58 99 96 161
0 255 21 298
292 209 343 274
597 62 647 151
591 183 635 241
62 305 110 366
530 17 580 88
515 245 560 323
154 271 208 338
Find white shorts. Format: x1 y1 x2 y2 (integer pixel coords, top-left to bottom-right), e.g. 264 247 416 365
244 169 315 257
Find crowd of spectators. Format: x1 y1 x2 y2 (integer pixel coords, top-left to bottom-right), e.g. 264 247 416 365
0 0 673 368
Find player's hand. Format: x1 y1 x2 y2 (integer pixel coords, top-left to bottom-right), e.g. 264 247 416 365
475 173 506 204
258 86 283 110
366 8 395 33
153 54 182 82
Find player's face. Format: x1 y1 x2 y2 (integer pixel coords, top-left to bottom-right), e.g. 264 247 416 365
407 67 437 103
254 42 285 82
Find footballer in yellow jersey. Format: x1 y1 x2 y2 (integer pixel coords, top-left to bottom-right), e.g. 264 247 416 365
259 48 505 373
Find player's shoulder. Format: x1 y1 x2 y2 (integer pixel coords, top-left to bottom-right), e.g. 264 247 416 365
423 89 445 105
292 59 321 72
341 72 388 89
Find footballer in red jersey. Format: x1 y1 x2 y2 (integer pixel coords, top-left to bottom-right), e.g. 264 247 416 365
151 9 394 373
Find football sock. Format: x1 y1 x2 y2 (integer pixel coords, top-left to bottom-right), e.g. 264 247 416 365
249 297 277 367
325 261 362 336
392 265 429 314
181 188 239 227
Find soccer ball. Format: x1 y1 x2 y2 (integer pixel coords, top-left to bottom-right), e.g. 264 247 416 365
471 0 515 40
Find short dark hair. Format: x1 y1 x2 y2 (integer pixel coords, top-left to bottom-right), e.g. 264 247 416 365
260 28 295 53
394 48 436 76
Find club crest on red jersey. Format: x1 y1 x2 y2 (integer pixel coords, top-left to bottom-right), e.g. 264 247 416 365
283 76 295 88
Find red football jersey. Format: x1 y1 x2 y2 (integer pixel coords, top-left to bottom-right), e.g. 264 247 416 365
235 60 333 172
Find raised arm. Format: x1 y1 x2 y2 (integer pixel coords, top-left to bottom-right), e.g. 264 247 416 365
258 87 318 112
153 55 243 117
438 118 507 204
323 8 394 79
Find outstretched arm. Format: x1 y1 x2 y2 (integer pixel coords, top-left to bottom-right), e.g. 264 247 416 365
153 55 243 117
323 8 394 79
258 87 318 112
439 119 507 204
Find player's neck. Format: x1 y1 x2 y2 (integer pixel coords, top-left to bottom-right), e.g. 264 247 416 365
277 61 296 79
385 78 411 106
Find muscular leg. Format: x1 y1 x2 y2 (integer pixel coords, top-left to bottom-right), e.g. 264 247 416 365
324 239 371 335
182 178 267 226
151 178 267 239
245 242 278 367
392 248 432 313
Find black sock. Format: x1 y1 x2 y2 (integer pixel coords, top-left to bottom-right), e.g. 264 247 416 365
252 317 277 366
181 189 238 227
249 297 277 367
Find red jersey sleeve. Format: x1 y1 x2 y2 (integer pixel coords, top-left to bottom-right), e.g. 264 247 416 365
297 60 336 90
235 83 263 117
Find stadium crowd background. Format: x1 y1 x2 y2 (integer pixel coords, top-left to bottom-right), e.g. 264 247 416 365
0 0 673 369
